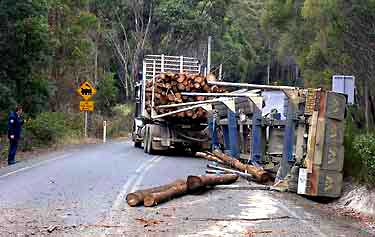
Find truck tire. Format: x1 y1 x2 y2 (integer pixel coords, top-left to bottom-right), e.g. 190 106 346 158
144 125 150 153
144 124 157 154
147 125 156 154
134 141 142 148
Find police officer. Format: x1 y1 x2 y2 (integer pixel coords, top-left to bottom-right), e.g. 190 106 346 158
7 105 23 165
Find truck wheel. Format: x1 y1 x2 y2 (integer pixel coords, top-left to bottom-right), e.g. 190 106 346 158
147 125 156 154
134 141 142 148
143 125 150 153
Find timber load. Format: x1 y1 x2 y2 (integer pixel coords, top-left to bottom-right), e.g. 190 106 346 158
145 73 225 120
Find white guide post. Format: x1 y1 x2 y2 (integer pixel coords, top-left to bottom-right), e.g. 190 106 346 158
103 120 107 143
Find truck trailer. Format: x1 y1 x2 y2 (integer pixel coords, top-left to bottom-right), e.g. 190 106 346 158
132 55 210 154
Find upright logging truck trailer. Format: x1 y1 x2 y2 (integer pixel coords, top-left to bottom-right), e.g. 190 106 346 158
132 55 211 154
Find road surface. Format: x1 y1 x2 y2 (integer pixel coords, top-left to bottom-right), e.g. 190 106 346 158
0 140 372 236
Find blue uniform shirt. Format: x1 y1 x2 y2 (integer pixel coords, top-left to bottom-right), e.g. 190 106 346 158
8 112 23 140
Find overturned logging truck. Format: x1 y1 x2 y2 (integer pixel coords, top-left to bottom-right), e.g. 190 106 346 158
132 54 347 198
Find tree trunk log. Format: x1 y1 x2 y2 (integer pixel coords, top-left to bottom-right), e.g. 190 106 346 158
126 179 185 207
187 174 238 192
143 182 188 207
195 152 224 164
212 150 271 183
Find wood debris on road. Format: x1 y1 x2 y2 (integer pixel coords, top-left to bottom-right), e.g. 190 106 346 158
187 174 238 192
126 179 186 207
127 174 239 207
196 150 272 183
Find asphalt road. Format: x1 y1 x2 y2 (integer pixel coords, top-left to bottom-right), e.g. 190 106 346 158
0 140 372 236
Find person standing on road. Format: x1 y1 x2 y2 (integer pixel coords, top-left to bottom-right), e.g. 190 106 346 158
7 105 23 165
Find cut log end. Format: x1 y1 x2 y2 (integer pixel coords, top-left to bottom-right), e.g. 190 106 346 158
187 175 203 192
126 193 143 207
258 173 272 183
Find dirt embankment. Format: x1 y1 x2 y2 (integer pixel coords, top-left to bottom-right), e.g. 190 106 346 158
336 182 375 217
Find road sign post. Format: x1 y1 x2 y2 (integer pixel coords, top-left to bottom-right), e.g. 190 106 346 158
77 81 97 138
84 111 88 138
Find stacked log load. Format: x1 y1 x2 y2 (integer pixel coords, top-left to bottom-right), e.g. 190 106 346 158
145 73 225 120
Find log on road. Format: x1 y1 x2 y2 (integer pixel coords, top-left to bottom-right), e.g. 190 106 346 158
187 174 239 192
143 181 188 207
212 150 271 183
207 164 254 181
195 152 224 164
126 179 186 207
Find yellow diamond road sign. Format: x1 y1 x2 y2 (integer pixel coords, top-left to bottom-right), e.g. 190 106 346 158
80 101 94 112
77 81 96 101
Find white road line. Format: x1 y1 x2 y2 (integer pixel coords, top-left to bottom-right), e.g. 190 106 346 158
129 156 164 193
0 153 72 179
110 155 161 211
105 155 164 236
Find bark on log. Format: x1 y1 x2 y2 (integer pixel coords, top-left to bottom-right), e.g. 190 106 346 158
126 179 186 207
212 150 271 183
187 174 239 192
195 152 224 164
143 182 188 207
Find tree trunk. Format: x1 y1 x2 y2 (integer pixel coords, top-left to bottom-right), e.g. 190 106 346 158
212 150 271 183
195 152 224 164
187 174 239 192
126 179 186 207
364 78 370 130
143 181 188 207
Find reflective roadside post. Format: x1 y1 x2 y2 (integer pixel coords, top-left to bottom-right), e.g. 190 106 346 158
103 120 107 143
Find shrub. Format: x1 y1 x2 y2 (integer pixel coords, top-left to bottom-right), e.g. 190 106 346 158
343 117 363 178
107 103 134 137
0 136 9 159
353 133 375 185
23 112 82 149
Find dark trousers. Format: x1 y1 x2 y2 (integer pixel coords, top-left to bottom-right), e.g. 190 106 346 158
8 139 18 165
